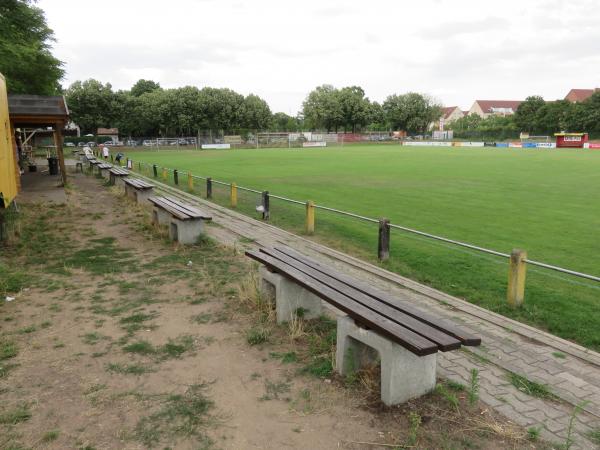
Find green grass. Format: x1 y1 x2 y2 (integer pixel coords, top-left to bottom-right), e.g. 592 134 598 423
0 404 31 424
126 145 600 350
508 372 558 401
106 362 154 375
133 383 215 447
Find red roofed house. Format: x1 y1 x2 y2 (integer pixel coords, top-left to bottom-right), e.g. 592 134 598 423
439 106 464 130
97 127 119 143
468 100 522 119
564 88 599 103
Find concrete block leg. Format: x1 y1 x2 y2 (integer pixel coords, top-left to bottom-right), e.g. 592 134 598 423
135 188 154 205
169 218 204 244
109 173 116 185
152 207 171 226
335 315 437 406
259 266 323 324
124 184 136 200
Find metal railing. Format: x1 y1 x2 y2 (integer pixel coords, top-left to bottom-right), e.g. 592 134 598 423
125 157 600 305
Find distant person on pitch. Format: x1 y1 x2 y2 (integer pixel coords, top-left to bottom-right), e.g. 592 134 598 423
115 152 124 165
101 144 109 160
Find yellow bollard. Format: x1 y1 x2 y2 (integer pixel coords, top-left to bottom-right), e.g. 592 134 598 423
187 172 193 191
507 249 527 307
162 167 167 181
306 200 315 234
230 183 238 207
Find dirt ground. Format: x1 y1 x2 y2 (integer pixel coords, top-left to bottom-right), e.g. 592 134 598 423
0 173 549 449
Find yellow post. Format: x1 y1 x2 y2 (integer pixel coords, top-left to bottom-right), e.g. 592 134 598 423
306 200 315 234
187 172 193 191
162 167 167 181
230 182 238 207
507 249 527 307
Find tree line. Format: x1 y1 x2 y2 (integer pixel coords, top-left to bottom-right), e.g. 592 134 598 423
448 94 600 139
64 80 444 137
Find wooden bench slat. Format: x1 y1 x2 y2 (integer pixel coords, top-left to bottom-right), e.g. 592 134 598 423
109 167 129 175
274 246 481 347
261 247 461 351
149 197 190 220
246 250 439 356
123 178 154 189
159 196 211 220
148 196 211 220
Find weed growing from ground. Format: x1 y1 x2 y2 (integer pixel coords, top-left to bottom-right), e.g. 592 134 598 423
468 368 480 406
134 383 216 448
508 372 558 401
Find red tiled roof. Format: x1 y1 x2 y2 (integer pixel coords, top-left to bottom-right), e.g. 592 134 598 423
475 100 522 113
442 106 460 119
564 89 599 102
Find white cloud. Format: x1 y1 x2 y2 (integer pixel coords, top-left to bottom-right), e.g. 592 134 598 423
39 0 600 112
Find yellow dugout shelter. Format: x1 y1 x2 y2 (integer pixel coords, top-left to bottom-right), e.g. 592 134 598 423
0 73 19 208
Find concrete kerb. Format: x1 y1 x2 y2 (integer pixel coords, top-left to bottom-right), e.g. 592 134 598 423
336 315 437 405
259 266 323 323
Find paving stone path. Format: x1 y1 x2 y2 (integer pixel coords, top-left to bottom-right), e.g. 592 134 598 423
137 174 600 449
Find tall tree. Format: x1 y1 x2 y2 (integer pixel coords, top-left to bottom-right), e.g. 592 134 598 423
337 86 372 132
130 79 161 97
0 0 64 94
302 85 343 131
514 95 545 132
65 79 115 134
383 93 441 134
241 94 272 129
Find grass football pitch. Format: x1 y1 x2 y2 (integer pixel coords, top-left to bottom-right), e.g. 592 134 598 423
125 144 600 350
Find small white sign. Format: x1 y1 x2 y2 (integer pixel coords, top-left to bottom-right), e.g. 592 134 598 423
302 141 326 147
202 144 231 149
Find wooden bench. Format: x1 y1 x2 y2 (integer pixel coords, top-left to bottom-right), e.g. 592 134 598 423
108 166 129 185
148 196 212 244
123 178 155 204
97 163 112 178
246 246 481 405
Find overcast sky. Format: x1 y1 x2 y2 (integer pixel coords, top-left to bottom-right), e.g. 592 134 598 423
39 0 600 113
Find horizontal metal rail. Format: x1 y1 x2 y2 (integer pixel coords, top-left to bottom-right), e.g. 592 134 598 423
314 204 379 223
128 158 600 284
389 223 511 259
269 194 306 205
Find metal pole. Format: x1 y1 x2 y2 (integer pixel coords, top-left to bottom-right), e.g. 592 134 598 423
206 177 212 199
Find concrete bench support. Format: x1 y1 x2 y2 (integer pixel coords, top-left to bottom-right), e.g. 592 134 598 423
169 218 204 244
152 207 171 226
336 315 437 405
125 184 153 205
259 266 323 323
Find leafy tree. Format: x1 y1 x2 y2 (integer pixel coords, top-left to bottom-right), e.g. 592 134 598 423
514 96 545 132
535 100 570 134
271 112 299 131
130 79 161 97
0 0 64 94
65 79 115 134
302 85 343 131
383 93 442 134
337 86 372 132
241 94 272 129
197 87 245 131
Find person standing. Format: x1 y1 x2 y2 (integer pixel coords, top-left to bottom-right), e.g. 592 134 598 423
102 144 109 160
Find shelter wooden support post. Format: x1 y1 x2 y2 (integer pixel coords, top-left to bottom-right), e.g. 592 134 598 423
53 123 67 186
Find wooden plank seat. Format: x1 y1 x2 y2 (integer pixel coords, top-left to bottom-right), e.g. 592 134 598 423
148 196 212 244
97 163 112 178
122 177 155 204
108 167 129 185
246 246 481 405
